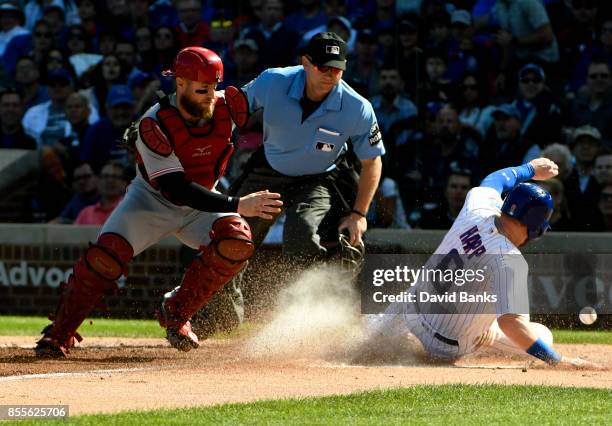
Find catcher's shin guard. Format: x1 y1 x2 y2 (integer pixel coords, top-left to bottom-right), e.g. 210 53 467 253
35 233 133 357
158 216 254 342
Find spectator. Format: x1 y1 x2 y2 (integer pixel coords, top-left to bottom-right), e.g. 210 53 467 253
152 25 179 72
480 104 533 175
74 161 127 225
43 5 67 41
97 30 117 56
513 63 562 152
538 177 574 231
64 24 90 56
425 10 451 52
49 162 99 224
65 24 100 78
420 105 480 202
540 143 574 181
0 2 28 58
564 125 605 231
598 183 612 231
58 91 91 166
567 59 612 144
594 149 612 185
128 72 159 116
148 0 179 29
367 0 396 34
367 175 410 229
344 29 381 98
455 71 493 136
41 48 76 82
0 88 36 149
412 165 472 230
80 84 134 172
82 54 128 115
175 0 208 48
128 0 150 29
102 0 132 40
241 0 299 68
22 68 74 146
397 15 424 101
284 0 327 35
492 0 559 69
206 15 235 63
29 18 55 65
376 24 395 64
302 15 356 54
24 1 79 31
446 9 480 83
76 0 98 40
114 39 142 80
14 55 49 109
134 26 156 72
558 0 600 83
569 17 612 93
418 48 452 106
2 17 53 73
370 65 417 137
227 39 260 88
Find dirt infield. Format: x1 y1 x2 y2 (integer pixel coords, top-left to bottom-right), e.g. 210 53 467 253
0 336 610 416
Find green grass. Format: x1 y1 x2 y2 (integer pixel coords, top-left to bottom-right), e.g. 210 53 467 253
552 329 612 345
4 385 611 425
0 316 260 339
0 316 610 344
0 316 164 338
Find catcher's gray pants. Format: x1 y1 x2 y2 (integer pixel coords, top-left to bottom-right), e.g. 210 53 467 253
101 176 236 253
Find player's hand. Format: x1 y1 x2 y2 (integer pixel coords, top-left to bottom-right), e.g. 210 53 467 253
238 190 282 219
529 157 559 181
559 356 607 370
338 213 367 246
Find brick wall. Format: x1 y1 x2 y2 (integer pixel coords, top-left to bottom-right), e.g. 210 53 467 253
0 243 183 318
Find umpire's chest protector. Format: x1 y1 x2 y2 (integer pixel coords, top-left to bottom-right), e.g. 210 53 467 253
156 96 234 189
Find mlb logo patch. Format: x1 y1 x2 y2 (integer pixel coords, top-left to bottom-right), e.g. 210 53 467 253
326 45 340 55
316 141 335 152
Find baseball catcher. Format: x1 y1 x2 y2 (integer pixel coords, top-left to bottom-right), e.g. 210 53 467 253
35 46 282 357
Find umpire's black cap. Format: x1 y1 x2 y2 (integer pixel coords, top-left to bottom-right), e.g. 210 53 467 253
303 32 348 70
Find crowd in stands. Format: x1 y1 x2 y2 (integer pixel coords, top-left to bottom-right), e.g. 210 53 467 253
1 0 612 233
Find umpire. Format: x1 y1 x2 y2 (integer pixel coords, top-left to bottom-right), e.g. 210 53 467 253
193 32 385 336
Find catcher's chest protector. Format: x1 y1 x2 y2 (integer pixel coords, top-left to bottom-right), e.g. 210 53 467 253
156 96 234 190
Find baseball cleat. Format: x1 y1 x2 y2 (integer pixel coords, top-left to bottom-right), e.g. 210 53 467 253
34 337 68 358
156 290 200 352
165 322 200 352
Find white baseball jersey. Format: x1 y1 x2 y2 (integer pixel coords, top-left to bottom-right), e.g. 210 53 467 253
369 186 530 358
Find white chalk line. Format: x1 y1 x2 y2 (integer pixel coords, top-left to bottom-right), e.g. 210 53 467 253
318 362 525 370
0 366 165 383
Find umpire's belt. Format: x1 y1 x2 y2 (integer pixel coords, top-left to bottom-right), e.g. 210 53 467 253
420 320 459 347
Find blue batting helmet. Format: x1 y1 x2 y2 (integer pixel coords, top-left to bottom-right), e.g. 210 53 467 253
501 183 553 240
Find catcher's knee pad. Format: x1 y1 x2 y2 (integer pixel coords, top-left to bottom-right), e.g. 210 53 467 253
208 215 254 264
75 232 133 289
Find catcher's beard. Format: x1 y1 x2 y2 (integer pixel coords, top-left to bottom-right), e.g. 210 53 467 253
179 94 215 122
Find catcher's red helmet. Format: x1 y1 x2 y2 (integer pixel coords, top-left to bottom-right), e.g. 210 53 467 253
162 47 223 83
